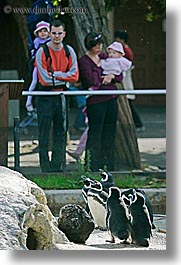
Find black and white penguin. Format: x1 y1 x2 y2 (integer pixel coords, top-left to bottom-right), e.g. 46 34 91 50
121 188 155 229
99 169 115 193
81 175 97 213
121 188 137 206
128 190 152 247
87 181 108 230
106 187 132 243
81 176 97 204
136 189 154 228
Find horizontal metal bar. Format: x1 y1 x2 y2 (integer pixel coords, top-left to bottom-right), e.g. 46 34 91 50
22 89 166 96
0 80 24 83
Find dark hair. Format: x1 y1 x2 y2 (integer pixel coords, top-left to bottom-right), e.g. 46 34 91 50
50 20 65 31
84 32 103 50
114 29 128 43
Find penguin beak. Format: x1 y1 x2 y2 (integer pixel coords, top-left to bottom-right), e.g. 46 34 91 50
91 181 102 191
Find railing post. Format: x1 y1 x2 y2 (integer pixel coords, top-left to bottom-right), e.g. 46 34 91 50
14 116 20 172
60 93 67 172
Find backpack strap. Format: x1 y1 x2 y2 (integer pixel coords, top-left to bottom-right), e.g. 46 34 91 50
40 43 51 62
40 42 70 61
39 42 70 87
40 43 55 87
62 42 70 58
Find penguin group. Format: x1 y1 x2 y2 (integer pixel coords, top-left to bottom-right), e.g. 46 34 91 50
81 169 154 247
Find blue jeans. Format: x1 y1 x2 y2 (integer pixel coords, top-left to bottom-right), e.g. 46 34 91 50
69 85 86 129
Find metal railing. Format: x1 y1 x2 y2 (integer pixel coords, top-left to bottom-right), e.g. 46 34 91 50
22 89 166 96
13 89 166 171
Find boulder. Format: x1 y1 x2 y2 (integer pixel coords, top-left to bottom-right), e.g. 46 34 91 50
58 204 95 243
0 166 68 250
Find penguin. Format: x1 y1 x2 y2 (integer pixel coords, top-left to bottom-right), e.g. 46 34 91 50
81 175 97 204
81 175 97 213
121 188 155 229
128 190 152 247
87 181 108 230
99 169 115 193
106 187 132 243
136 189 155 228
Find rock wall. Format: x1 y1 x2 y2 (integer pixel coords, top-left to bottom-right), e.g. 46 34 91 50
0 166 68 250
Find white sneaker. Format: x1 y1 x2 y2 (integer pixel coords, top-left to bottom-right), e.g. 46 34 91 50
136 126 145 133
26 104 34 112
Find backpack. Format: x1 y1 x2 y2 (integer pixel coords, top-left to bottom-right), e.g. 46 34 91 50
36 42 70 87
40 42 70 61
27 38 50 77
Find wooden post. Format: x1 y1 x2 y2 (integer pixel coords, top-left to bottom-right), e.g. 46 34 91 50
0 81 24 166
0 84 9 166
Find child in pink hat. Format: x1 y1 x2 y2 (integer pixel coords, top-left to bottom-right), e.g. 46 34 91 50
26 21 50 112
101 41 132 76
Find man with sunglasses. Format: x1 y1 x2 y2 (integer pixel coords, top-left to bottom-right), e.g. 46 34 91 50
35 20 79 173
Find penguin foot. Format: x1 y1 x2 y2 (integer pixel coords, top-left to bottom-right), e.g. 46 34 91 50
137 238 150 247
106 239 115 243
122 239 131 245
98 226 107 231
106 235 115 243
95 225 107 231
152 223 156 229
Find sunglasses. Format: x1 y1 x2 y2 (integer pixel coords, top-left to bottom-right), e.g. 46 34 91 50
51 31 64 35
93 34 102 41
88 34 103 49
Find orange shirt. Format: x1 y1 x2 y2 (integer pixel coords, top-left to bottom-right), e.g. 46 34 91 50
35 42 79 87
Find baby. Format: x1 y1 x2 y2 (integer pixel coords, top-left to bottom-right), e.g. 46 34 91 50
101 41 132 76
26 21 50 112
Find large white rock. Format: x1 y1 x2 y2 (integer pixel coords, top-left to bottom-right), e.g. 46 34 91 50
0 166 68 250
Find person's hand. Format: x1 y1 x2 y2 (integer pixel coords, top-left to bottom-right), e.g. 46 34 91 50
101 74 115 85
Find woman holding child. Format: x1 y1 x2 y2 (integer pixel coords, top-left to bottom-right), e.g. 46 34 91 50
78 32 129 172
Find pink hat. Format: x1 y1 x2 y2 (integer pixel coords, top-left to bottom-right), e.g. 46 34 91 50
34 21 50 36
107 41 125 55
